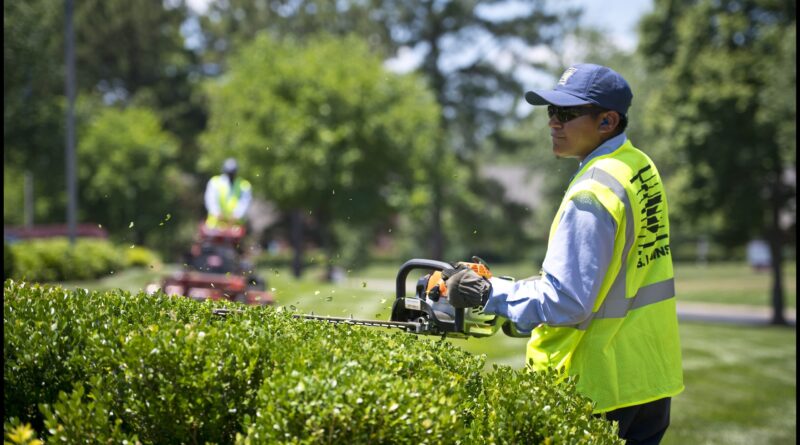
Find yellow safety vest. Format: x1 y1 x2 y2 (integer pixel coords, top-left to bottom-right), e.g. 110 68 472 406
527 139 684 413
206 175 252 228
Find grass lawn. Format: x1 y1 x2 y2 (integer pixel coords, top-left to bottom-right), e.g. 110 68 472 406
664 322 796 445
59 265 178 294
673 262 796 308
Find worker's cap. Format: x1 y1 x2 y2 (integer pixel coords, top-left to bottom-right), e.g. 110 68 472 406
525 63 632 115
222 158 238 174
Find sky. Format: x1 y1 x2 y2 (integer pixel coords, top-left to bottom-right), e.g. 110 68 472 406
570 0 655 52
186 0 655 53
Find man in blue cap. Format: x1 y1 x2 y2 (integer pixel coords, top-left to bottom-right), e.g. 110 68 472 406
442 64 684 444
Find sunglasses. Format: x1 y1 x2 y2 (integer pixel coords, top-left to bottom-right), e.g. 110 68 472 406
547 105 602 123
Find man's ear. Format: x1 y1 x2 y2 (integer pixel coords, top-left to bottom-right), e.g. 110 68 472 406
599 111 619 133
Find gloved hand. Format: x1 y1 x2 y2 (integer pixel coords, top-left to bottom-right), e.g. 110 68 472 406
442 265 492 308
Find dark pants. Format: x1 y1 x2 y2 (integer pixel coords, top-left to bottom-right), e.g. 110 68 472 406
599 397 671 445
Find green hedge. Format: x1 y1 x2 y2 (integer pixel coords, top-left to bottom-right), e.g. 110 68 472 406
124 245 163 269
7 238 161 282
3 281 622 444
3 242 13 282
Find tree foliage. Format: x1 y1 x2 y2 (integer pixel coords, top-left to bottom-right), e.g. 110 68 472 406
196 0 577 259
199 34 441 269
638 0 795 244
639 0 796 323
199 0 572 153
4 1 68 224
198 0 392 66
3 0 202 233
5 0 579 264
77 105 186 248
72 0 203 166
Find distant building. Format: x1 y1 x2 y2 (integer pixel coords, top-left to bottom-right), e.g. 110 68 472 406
480 164 544 210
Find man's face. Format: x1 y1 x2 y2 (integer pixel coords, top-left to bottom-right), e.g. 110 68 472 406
547 105 607 160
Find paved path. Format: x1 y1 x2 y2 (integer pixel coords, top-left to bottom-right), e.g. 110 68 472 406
677 301 796 327
348 278 797 327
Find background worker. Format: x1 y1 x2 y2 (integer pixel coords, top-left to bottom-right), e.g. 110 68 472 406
443 64 684 444
204 158 253 229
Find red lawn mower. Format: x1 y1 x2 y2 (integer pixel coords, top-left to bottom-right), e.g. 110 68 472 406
146 223 273 305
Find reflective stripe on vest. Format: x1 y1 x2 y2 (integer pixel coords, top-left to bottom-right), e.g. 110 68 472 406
566 167 676 330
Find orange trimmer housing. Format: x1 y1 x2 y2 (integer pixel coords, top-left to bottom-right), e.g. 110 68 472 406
424 261 492 300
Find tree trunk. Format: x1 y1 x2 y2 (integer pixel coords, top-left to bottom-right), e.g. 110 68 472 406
289 209 304 278
430 177 444 260
317 208 335 282
768 183 786 326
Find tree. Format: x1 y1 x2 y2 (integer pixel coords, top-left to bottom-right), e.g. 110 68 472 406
77 104 186 253
4 0 204 230
199 0 572 153
72 0 202 163
196 0 578 259
403 0 575 261
197 0 391 69
639 0 796 324
198 34 441 277
4 1 69 224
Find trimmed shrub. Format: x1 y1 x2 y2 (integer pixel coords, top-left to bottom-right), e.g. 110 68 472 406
9 237 125 282
124 245 162 269
3 281 622 444
3 242 13 282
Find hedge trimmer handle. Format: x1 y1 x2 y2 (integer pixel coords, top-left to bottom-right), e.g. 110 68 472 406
395 259 453 299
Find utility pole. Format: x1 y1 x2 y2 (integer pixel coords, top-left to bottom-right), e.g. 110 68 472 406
24 171 33 228
64 0 77 245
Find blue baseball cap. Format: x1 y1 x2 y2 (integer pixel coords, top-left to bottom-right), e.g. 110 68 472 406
525 63 632 115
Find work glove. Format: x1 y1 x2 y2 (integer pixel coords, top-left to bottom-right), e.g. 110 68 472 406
442 265 492 308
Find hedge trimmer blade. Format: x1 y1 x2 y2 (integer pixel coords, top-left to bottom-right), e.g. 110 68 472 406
212 309 430 333
293 313 430 333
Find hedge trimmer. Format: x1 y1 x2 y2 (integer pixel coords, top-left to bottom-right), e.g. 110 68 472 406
214 258 528 339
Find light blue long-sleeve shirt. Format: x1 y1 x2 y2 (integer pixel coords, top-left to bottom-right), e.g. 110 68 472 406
483 133 627 333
